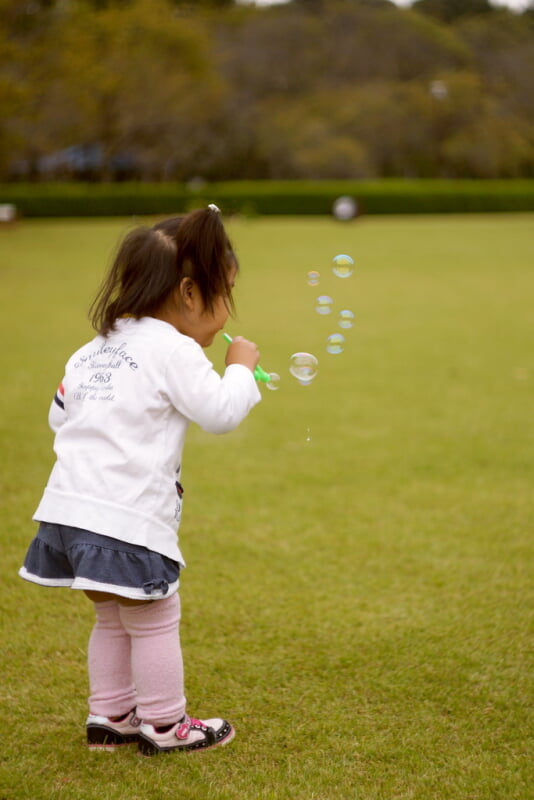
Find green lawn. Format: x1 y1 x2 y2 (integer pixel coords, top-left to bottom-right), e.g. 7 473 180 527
1 213 533 799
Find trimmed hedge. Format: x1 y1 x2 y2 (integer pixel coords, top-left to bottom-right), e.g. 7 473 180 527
1 179 534 218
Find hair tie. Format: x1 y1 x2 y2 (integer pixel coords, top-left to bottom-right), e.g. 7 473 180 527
208 203 221 213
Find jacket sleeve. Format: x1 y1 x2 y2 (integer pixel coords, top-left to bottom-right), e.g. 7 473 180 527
48 380 67 433
164 339 261 434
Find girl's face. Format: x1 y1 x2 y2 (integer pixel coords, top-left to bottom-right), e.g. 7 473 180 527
154 264 237 348
195 287 233 348
180 263 237 348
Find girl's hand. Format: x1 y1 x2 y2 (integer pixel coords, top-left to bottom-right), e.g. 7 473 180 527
225 336 260 373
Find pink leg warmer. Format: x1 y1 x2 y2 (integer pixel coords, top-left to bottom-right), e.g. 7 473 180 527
88 600 137 717
119 594 186 726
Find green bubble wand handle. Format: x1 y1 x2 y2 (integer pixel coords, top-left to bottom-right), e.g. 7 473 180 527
223 332 271 383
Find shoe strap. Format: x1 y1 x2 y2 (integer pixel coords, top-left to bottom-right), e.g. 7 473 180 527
176 716 192 740
175 715 214 742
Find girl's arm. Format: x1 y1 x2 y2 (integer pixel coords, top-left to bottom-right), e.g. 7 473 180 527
165 340 261 434
48 380 67 433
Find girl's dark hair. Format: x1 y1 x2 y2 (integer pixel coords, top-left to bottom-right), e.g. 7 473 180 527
90 207 237 336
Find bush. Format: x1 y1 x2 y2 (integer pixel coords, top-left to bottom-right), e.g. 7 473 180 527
0 183 190 218
1 179 534 218
190 179 534 215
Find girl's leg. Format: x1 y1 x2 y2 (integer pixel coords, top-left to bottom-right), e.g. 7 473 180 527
87 599 137 716
119 594 186 727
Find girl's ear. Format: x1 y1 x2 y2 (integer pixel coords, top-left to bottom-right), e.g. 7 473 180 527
178 277 196 310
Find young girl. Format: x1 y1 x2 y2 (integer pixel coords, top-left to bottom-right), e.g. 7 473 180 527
19 206 261 755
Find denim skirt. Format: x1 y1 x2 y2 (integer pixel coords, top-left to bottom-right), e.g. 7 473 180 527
19 522 180 601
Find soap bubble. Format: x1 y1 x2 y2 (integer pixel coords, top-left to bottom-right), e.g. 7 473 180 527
316 295 333 315
338 309 355 329
332 195 358 221
332 254 354 278
307 270 320 286
266 372 280 391
289 352 319 385
326 333 345 354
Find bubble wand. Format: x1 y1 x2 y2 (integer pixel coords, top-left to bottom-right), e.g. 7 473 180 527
222 332 272 384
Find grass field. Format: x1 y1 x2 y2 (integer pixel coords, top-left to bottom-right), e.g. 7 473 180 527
0 213 533 800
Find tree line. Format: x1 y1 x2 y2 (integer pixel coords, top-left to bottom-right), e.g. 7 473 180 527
1 0 533 181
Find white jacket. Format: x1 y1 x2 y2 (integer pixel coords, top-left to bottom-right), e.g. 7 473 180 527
33 317 261 563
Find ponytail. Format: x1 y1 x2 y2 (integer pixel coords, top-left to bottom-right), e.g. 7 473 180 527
89 206 237 337
173 206 237 316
